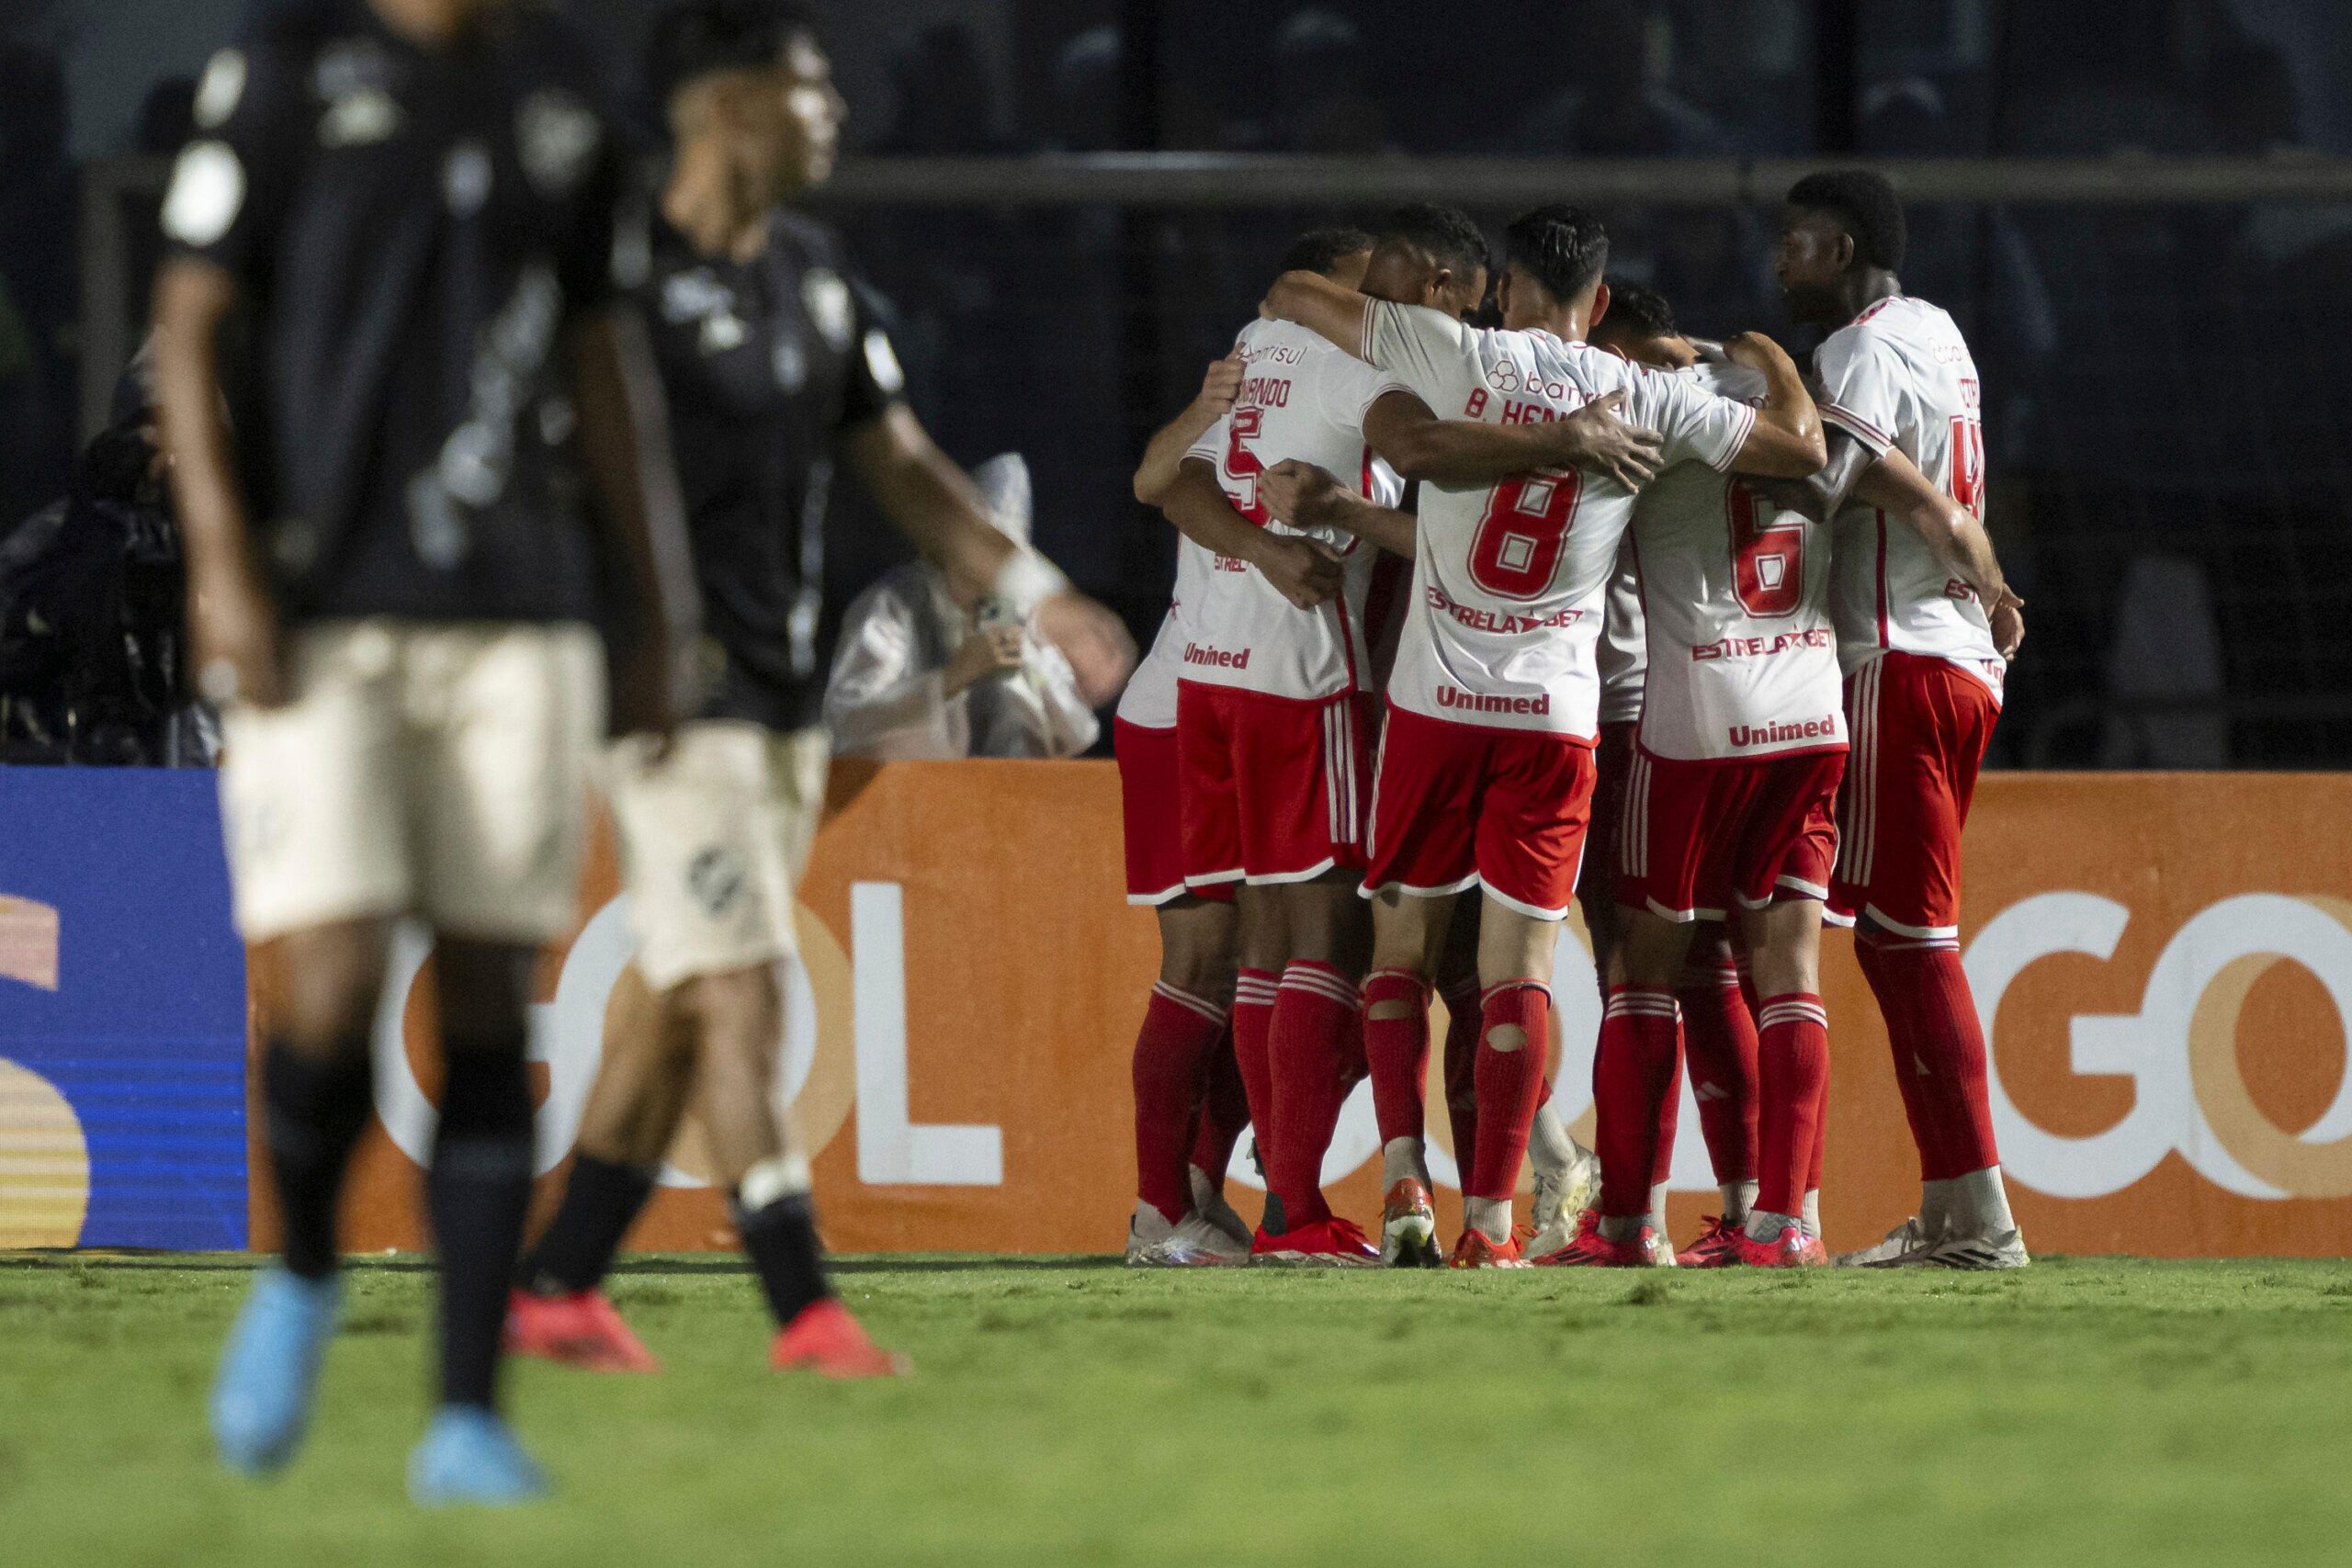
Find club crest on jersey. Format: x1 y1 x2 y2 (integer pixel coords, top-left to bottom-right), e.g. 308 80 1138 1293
803 270 854 351
518 90 601 199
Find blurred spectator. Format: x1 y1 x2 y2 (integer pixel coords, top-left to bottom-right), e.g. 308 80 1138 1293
134 75 198 158
0 43 76 535
1513 0 1729 156
877 23 1009 156
1257 10 1393 156
824 457 1099 761
0 349 216 767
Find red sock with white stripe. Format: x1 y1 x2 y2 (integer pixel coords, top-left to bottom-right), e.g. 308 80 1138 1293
1229 968 1280 1180
1189 1023 1249 1194
1131 983 1229 1224
1754 992 1829 1222
1593 987 1682 1222
1439 975 1482 1174
1465 982 1551 1239
1676 953 1759 1190
1263 962 1361 1232
1361 968 1432 1163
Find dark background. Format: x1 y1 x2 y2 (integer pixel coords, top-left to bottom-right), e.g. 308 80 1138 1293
7 0 2352 766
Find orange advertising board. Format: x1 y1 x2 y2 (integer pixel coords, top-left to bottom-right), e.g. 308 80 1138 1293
254 764 2352 1259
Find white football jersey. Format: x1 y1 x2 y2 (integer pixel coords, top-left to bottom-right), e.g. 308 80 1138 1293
1815 296 2005 696
1182 319 1408 701
1629 362 1846 761
1361 300 1757 737
1115 534 1218 728
1597 541 1646 728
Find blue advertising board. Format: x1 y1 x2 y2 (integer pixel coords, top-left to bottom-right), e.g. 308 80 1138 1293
0 767 248 1249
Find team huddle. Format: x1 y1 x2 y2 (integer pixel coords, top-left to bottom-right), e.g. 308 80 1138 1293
1118 176 2027 1272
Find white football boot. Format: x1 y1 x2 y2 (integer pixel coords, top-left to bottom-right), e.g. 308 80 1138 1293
1189 1164 1252 1250
1914 1229 2030 1270
1125 1202 1181 1266
1525 1140 1602 1258
1834 1215 1938 1267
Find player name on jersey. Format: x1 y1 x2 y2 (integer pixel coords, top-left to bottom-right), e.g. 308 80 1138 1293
1182 319 1405 703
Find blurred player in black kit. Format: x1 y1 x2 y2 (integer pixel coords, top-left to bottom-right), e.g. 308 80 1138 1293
155 0 701 1505
505 0 1131 1377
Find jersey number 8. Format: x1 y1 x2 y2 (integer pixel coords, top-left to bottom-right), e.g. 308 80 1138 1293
1468 470 1581 600
1726 481 1805 618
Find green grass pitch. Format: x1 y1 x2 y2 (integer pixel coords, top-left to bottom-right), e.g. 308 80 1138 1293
6 1253 2352 1566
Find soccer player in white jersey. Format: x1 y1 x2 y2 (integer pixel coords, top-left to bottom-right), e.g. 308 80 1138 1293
1114 229 1375 1267
1264 204 1828 1265
1770 171 2030 1269
1522 285 1849 1268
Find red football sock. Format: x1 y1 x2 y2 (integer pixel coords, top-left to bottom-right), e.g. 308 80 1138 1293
1677 953 1759 1186
1468 983 1552 1201
1865 939 1998 1180
1361 969 1431 1150
1651 1043 1684 1192
1189 1023 1249 1193
1592 987 1681 1217
1132 983 1229 1224
1855 939 1945 1179
1439 975 1482 1172
1229 968 1279 1179
1263 962 1360 1230
1755 992 1830 1217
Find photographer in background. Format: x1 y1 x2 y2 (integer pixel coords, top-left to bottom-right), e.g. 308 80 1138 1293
0 351 216 767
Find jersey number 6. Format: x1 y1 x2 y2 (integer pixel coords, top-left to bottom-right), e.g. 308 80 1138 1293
1726 481 1805 617
1468 470 1581 600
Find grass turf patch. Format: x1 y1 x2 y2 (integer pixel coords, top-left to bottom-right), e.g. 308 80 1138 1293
5 1253 2351 1566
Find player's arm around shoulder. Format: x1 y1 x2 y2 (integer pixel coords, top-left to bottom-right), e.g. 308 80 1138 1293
1160 458 1340 611
1361 386 1664 491
1134 352 1243 506
1716 333 1828 479
1262 270 1377 360
1851 448 2023 656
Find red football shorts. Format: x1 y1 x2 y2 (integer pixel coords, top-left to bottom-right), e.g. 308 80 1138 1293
1616 743 1847 922
1114 718 1233 906
1578 721 1639 908
1830 651 2000 939
1363 705 1596 920
1176 682 1374 886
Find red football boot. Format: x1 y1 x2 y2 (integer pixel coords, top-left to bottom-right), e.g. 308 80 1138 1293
1531 1210 1661 1268
771 1299 910 1379
1730 1220 1827 1269
1448 1229 1531 1269
1380 1179 1442 1269
1250 1215 1381 1267
503 1288 661 1374
1675 1215 1747 1269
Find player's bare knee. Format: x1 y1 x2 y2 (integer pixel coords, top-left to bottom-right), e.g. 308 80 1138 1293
268 919 392 1055
684 966 781 1074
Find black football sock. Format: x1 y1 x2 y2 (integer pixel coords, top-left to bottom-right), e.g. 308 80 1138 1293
732 1190 834 1329
261 1041 376 1281
427 1042 536 1412
518 1153 657 1297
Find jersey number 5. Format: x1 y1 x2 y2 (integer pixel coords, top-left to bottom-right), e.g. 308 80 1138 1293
1727 481 1805 617
1225 408 1270 525
1468 470 1580 600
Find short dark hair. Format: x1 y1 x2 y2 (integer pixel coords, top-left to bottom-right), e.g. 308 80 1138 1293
1787 169 1906 272
1595 279 1676 342
1503 204 1609 304
1372 203 1490 284
1279 225 1375 279
646 0 820 109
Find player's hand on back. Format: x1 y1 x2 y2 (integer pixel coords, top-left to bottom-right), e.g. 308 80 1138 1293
1035 592 1138 707
1549 390 1664 490
1254 533 1344 611
190 556 288 710
1990 592 2025 660
1198 352 1245 418
945 623 1030 697
1260 459 1348 533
